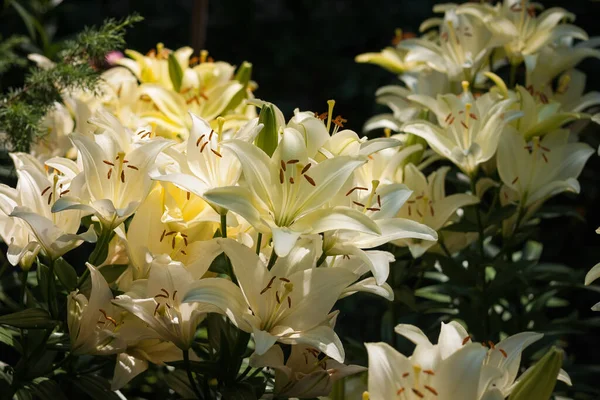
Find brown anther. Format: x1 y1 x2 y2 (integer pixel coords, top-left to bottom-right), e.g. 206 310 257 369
161 288 169 296
154 294 169 299
260 276 277 295
186 96 200 105
196 134 206 146
499 348 508 358
187 192 191 200
301 163 311 174
289 177 295 184
123 160 129 164
417 209 423 217
367 207 381 211
60 190 70 196
464 31 473 37
209 130 215 141
99 309 117 326
107 169 112 180
448 117 455 125
200 92 209 100
461 121 469 129
539 93 549 104
317 112 328 121
462 335 471 345
397 388 405 395
527 5 536 17
127 165 139 170
115 155 120 160
445 113 453 123
441 31 449 41
424 385 438 395
353 201 365 207
165 231 177 236
542 153 548 163
304 175 316 186
402 372 410 378
279 169 284 184
165 303 171 309
183 237 188 246
41 186 51 196
103 160 115 166
47 193 52 205
287 159 300 164
275 291 281 304
287 296 292 308
332 115 347 127
211 149 222 158
200 142 209 152
153 303 160 316
172 235 176 249
280 160 287 172
141 132 151 139
377 195 381 207
181 250 187 255
120 170 125 183
172 290 177 300
160 230 167 242
540 146 550 152
423 370 435 375
346 186 368 196
412 388 425 398
512 176 519 184
469 113 478 120
408 206 412 216
430 205 435 216
279 277 291 282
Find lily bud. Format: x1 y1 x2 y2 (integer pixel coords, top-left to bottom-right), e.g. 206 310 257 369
403 133 426 167
508 347 563 400
256 103 279 157
224 61 253 111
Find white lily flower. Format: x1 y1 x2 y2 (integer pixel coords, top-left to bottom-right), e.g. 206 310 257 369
395 164 479 257
67 264 126 355
52 116 174 230
184 239 357 362
154 113 263 214
365 340 489 400
204 127 380 257
497 129 594 208
112 256 231 350
250 344 366 398
394 322 571 398
458 0 588 65
356 29 425 75
31 102 75 161
402 82 521 176
400 7 507 82
2 154 95 264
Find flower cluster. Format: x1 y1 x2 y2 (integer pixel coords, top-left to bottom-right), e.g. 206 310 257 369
1 0 598 398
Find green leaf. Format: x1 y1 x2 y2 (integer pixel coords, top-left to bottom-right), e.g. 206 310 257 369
0 326 23 353
54 258 77 291
485 204 517 227
26 377 67 400
168 52 184 92
164 370 197 399
98 264 128 284
10 1 37 41
0 308 57 329
72 375 121 400
224 61 252 112
509 347 563 400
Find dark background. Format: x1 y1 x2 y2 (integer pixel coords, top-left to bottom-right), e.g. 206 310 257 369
1 0 600 396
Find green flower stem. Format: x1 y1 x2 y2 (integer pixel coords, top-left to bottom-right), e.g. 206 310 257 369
77 227 112 288
183 349 203 399
220 213 237 284
255 233 262 255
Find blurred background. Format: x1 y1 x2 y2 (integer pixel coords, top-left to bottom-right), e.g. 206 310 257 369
1 0 600 397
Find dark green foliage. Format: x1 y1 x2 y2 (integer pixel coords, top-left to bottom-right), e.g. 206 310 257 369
0 35 29 76
0 14 142 152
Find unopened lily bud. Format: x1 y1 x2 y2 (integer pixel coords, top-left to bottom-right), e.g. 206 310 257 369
508 347 563 400
256 103 279 157
403 133 426 166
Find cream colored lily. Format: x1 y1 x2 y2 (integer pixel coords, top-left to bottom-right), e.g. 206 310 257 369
4 154 95 263
365 340 489 400
185 239 357 362
458 0 588 65
52 117 173 230
402 83 521 175
112 256 234 350
204 127 380 257
249 343 366 398
67 264 126 355
497 128 594 208
395 164 479 257
154 113 262 215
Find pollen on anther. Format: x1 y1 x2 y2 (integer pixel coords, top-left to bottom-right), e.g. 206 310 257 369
127 165 139 170
289 177 295 184
353 201 365 207
412 388 425 398
367 207 380 211
402 372 410 378
424 385 438 395
542 153 548 163
499 348 508 358
287 297 292 308
279 277 290 282
462 335 471 345
445 113 453 123
275 291 281 304
41 186 51 196
211 149 222 158
397 388 405 395
209 130 215 141
301 163 311 174
47 193 52 205
304 175 316 186
377 195 381 207
196 134 205 146
103 160 115 166
279 169 284 184
346 186 368 196
107 169 112 179
280 160 287 172
200 142 209 152
423 370 435 375
461 121 469 129
488 340 495 349
287 159 300 164
512 176 519 184
120 170 125 183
